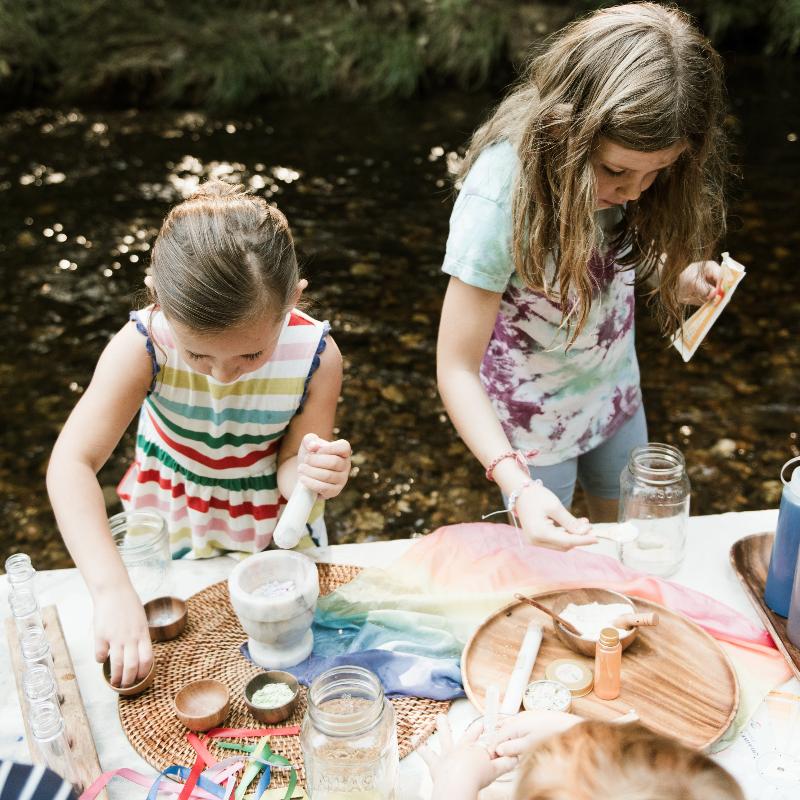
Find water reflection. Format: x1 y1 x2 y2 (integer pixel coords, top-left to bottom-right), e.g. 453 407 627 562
0 56 798 568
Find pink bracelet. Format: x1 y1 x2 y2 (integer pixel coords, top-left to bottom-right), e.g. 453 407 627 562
485 449 538 482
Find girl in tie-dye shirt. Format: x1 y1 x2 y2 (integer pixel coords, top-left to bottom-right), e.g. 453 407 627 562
437 3 730 549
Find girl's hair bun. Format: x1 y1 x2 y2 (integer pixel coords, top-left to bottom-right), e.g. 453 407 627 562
187 179 244 201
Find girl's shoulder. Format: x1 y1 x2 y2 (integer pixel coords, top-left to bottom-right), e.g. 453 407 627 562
460 140 519 207
286 307 326 330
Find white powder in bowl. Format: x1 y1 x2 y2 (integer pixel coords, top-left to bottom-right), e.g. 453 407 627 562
252 579 296 598
559 601 635 642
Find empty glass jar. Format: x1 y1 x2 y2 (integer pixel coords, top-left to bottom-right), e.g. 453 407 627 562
29 700 82 792
23 663 60 709
618 443 691 577
301 665 399 799
5 552 36 595
10 590 43 635
109 511 170 602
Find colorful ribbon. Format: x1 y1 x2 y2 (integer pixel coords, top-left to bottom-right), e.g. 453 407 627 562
78 723 301 800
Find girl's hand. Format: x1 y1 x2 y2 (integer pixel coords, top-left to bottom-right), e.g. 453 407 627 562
677 260 723 306
514 482 597 550
297 433 352 499
483 710 582 758
418 715 517 796
93 585 153 688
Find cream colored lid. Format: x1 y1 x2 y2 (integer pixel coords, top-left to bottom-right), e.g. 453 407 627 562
545 658 594 697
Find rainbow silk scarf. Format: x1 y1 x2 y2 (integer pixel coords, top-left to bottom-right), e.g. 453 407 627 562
294 523 791 750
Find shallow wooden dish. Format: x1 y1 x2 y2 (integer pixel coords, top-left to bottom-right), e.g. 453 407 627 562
462 589 739 750
730 532 800 681
144 596 188 642
243 670 300 724
102 657 155 697
550 588 637 656
174 679 230 732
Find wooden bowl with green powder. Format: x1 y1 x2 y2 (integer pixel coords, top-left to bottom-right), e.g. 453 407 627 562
244 670 300 723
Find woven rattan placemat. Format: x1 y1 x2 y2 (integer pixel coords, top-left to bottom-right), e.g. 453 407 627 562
118 563 449 787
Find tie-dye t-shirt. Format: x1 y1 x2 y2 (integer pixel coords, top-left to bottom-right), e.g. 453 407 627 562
442 141 641 466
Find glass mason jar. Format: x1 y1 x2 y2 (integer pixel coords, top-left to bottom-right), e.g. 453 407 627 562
301 665 399 799
108 511 170 602
618 443 691 577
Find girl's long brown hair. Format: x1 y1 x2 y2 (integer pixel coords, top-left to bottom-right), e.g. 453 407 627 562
460 2 730 342
514 720 744 800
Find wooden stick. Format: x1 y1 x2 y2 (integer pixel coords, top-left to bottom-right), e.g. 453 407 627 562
514 593 582 635
5 605 107 798
613 612 659 629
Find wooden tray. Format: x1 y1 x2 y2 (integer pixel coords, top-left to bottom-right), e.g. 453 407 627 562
5 606 107 798
462 590 739 750
730 532 800 681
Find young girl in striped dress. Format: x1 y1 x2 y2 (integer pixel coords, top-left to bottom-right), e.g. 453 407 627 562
47 181 351 687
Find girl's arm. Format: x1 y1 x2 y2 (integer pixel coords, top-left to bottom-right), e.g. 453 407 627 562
46 321 154 688
437 277 595 550
277 335 351 500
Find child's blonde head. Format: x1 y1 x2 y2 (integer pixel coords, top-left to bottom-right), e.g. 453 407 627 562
463 2 729 340
150 180 299 331
514 720 743 800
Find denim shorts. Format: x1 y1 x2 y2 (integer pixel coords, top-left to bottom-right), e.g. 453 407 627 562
528 404 648 508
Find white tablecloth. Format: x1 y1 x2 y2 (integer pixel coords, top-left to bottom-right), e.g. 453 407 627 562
1 509 794 798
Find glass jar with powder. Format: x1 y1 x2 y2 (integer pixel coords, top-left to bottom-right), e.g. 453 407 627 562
301 665 399 799
618 443 690 577
108 511 170 602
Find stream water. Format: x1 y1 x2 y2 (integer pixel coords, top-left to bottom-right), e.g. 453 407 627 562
0 55 797 568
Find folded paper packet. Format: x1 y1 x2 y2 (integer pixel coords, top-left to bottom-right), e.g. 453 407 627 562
672 252 746 362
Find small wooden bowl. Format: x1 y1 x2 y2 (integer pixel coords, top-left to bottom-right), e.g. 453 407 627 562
144 596 188 642
550 588 638 657
102 657 156 696
174 679 230 731
244 670 300 724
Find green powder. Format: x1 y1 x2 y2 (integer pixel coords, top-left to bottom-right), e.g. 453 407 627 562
251 682 295 708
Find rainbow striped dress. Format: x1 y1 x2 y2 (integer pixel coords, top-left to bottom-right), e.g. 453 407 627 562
118 306 330 558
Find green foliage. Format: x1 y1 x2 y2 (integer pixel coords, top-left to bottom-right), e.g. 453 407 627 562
0 0 796 108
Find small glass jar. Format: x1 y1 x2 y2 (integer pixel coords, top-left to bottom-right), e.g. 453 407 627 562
109 511 170 602
5 552 36 595
23 663 60 708
21 625 57 677
301 665 399 799
618 443 691 577
29 700 82 792
9 590 43 635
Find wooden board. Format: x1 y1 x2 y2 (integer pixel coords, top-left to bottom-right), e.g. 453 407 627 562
462 590 739 750
730 532 800 681
5 605 107 798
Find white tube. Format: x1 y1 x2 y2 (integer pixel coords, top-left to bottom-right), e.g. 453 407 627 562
272 483 317 549
500 621 543 715
483 683 500 736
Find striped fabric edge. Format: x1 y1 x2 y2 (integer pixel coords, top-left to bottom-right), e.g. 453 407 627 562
146 399 285 449
130 438 279 490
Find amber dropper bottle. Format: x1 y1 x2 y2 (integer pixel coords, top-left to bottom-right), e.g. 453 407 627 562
594 627 621 700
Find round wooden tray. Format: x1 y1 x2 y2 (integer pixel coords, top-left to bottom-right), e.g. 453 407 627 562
462 589 739 750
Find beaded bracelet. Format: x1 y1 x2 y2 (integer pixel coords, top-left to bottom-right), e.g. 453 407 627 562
507 478 543 519
485 449 538 482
